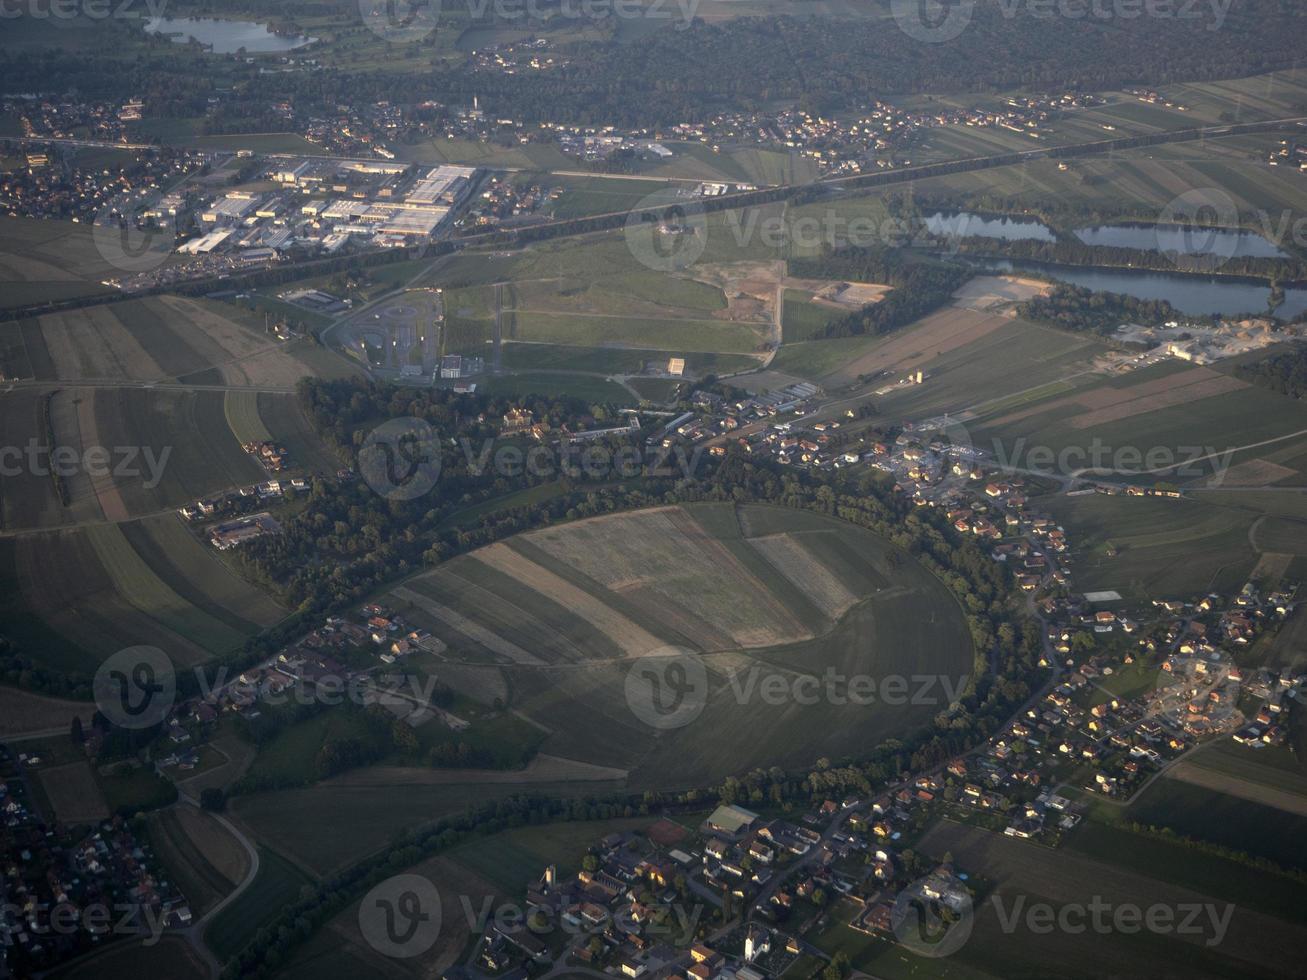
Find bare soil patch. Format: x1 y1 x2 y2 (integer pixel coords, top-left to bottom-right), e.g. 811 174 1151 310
1070 374 1247 429
156 296 309 386
825 307 1008 386
473 544 666 658
811 280 892 309
952 274 1051 312
991 366 1246 429
527 506 810 648
46 389 102 523
749 533 859 620
39 306 162 381
1249 551 1293 588
78 389 129 523
693 261 783 323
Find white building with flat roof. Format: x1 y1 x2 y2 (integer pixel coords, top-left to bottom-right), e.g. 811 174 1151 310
406 165 477 206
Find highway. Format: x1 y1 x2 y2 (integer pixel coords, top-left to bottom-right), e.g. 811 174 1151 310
4 114 1304 325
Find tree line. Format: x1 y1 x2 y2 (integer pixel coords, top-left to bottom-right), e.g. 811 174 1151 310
788 244 971 339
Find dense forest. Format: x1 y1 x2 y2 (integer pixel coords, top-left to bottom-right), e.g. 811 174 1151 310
951 237 1307 283
1236 346 1307 398
4 2 1307 127
1016 283 1188 334
789 245 971 338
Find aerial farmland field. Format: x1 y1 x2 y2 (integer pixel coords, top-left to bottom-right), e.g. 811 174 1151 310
0 513 284 677
381 502 973 791
897 820 1307 980
2 296 345 386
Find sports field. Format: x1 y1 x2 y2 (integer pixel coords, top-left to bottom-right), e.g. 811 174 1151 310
382 502 973 790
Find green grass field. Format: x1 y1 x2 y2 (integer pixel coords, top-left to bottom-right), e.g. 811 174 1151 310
204 847 312 960
506 310 764 354
1119 777 1307 871
230 777 625 878
478 372 637 404
0 512 283 677
0 216 125 310
781 289 838 342
384 502 973 790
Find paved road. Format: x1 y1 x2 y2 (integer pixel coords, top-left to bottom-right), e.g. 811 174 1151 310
173 791 262 979
11 114 1304 330
3 379 296 395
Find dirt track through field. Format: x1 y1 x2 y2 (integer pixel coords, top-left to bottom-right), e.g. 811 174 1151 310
392 585 545 665
473 543 667 658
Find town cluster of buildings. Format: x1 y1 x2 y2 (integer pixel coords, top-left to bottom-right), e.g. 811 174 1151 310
5 97 144 145
0 137 204 225
158 602 453 745
187 159 477 258
0 746 188 976
469 38 570 76
93 156 479 293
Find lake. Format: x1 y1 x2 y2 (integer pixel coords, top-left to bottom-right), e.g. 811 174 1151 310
972 258 1307 319
924 211 1056 243
1072 222 1287 258
145 17 314 54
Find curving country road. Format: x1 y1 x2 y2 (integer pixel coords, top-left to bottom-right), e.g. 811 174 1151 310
173 791 262 979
